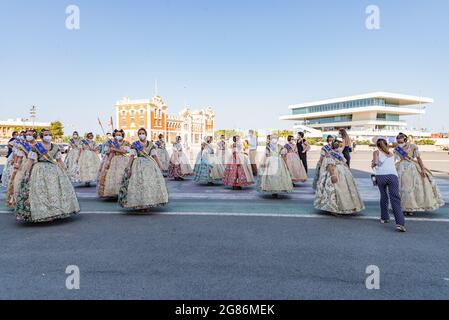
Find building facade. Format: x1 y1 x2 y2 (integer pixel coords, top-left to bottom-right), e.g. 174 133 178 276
280 92 432 139
0 119 51 143
115 95 215 146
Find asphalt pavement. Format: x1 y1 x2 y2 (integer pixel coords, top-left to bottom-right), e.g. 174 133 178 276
1 152 449 300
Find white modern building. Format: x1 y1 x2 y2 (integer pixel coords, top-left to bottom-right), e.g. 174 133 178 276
280 92 433 139
0 118 51 143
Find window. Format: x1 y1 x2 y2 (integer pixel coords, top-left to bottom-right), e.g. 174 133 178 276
139 110 145 125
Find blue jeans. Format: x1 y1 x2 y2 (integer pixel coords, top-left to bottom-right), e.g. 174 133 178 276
376 174 405 226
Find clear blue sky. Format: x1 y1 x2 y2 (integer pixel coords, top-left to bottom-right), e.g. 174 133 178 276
1 0 448 134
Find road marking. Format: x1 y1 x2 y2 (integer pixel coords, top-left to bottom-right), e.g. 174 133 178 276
2 210 448 222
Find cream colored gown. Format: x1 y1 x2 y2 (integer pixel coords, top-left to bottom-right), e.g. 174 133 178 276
257 143 293 194
97 140 130 198
6 143 30 208
118 141 169 210
15 143 80 222
395 144 444 212
65 137 82 182
314 154 364 215
77 140 101 183
155 140 170 172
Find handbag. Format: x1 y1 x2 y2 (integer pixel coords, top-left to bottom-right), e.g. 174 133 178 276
370 174 377 186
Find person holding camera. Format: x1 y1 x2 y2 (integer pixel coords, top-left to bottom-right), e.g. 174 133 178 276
371 137 406 232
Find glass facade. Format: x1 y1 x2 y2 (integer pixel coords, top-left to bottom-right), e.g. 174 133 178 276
376 113 400 121
302 115 353 125
292 98 393 115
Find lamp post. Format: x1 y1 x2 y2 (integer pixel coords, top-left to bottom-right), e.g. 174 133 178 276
30 105 37 126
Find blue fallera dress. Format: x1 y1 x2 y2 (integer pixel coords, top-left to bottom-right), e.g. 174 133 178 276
193 143 224 184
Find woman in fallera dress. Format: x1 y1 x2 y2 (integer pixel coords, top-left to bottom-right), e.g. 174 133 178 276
65 131 82 181
118 128 169 210
1 132 22 188
312 135 335 190
155 134 170 175
394 132 444 215
257 134 293 197
222 135 255 189
6 130 36 209
76 132 101 186
216 134 229 167
283 135 307 184
193 136 224 185
314 140 364 215
168 136 193 180
15 129 80 223
97 129 131 199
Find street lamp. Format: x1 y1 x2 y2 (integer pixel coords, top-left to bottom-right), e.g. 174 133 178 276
30 105 37 126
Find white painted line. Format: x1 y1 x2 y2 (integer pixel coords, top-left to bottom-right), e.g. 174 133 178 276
2 210 448 222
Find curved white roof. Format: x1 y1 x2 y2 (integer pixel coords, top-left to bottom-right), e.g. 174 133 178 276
289 92 433 109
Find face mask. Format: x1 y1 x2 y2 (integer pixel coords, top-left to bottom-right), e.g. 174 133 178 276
398 143 405 147
139 134 146 141
337 147 344 153
26 135 34 142
270 138 278 145
116 136 123 141
43 136 52 143
73 134 78 138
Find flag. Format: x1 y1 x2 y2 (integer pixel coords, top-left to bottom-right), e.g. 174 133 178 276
109 116 114 130
97 118 106 135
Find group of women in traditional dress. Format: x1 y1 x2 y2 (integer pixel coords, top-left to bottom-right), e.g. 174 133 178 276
5 129 80 223
2 128 445 231
311 132 445 232
191 133 308 194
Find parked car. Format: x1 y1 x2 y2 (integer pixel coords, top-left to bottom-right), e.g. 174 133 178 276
0 144 9 157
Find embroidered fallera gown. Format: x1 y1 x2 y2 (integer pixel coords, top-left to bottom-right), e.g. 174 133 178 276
65 137 82 182
222 142 255 187
76 139 101 184
216 140 230 166
257 143 293 194
118 141 169 210
312 144 333 190
6 141 32 208
168 142 193 179
394 143 444 212
155 140 170 173
15 143 80 222
193 143 224 184
97 140 131 198
1 139 18 188
283 142 307 183
314 152 364 215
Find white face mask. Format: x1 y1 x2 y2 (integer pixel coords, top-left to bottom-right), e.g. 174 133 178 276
116 136 123 141
270 138 278 145
43 136 52 143
139 134 146 141
337 147 344 153
26 135 34 142
73 135 78 138
397 143 405 147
